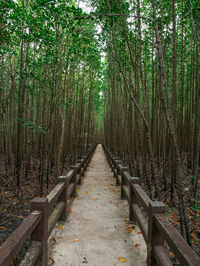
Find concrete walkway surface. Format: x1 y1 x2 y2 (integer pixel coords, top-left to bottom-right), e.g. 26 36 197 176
48 145 146 265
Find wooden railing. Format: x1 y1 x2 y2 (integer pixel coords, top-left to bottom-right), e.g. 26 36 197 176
103 144 200 266
0 145 96 266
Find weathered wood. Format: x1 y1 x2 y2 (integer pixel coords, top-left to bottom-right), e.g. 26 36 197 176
48 202 65 236
117 175 121 185
67 183 75 198
19 241 42 266
122 171 131 184
132 203 148 242
132 184 152 213
129 177 140 223
0 211 41 266
77 174 81 185
70 165 78 198
58 176 69 221
155 213 200 266
71 163 81 171
47 183 65 208
153 246 173 266
31 198 48 266
66 169 76 181
147 202 165 266
122 185 130 202
120 167 128 199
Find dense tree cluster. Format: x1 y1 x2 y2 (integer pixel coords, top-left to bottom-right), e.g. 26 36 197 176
96 0 200 246
0 0 199 250
0 0 103 194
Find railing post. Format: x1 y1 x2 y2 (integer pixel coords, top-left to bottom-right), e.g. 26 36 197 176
147 201 165 266
82 156 87 172
71 165 78 198
58 176 69 221
31 198 48 266
76 160 83 185
115 161 121 185
129 177 140 223
114 159 121 179
111 156 118 172
120 166 128 199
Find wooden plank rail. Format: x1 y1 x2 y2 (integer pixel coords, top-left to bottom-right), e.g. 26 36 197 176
0 144 97 266
102 144 200 266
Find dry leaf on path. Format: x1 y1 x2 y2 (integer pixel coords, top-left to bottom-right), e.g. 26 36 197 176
137 232 142 234
67 209 72 213
117 257 127 262
48 258 55 265
0 226 7 229
135 243 139 247
72 239 80 242
51 237 57 246
58 225 63 229
82 257 88 263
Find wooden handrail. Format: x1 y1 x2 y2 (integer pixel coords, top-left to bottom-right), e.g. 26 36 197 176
0 144 97 266
102 144 200 266
0 211 41 266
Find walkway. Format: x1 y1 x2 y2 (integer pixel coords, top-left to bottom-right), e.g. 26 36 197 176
49 145 146 265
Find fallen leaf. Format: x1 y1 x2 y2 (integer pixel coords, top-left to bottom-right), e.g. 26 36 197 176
117 257 127 262
72 239 80 242
0 226 7 230
19 216 23 219
135 243 139 247
82 257 88 263
67 209 72 213
169 252 173 256
124 217 128 221
58 225 63 229
137 232 142 234
76 189 80 192
83 191 88 194
128 230 132 234
48 258 55 265
51 237 57 246
125 227 131 230
125 222 130 226
109 201 112 204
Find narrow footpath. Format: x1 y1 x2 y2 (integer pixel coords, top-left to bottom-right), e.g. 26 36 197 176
49 145 146 266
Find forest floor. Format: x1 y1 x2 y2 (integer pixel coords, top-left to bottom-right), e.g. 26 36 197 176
48 145 146 266
0 156 70 264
